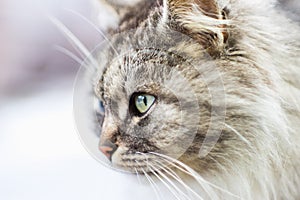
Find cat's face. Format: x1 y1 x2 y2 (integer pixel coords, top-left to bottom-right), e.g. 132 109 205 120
94 0 237 174
96 48 207 172
94 0 280 175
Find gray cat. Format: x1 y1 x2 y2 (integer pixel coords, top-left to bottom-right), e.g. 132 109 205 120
92 0 300 199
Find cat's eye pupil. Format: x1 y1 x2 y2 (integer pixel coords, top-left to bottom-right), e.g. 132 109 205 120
137 96 147 105
134 94 155 115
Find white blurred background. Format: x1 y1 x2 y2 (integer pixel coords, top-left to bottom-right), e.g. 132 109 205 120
0 0 299 199
0 0 104 95
0 0 158 199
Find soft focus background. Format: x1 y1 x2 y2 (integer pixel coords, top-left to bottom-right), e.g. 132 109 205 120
0 0 158 199
0 0 299 199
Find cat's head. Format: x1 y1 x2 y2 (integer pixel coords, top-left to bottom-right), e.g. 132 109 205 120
94 0 286 174
96 46 209 172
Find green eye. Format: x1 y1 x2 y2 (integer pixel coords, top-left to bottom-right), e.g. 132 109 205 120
135 94 156 114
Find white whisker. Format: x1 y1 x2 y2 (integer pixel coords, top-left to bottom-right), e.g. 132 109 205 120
151 160 204 200
65 9 122 68
54 45 86 67
139 163 162 200
137 152 183 200
152 156 217 199
149 152 241 199
152 159 181 180
134 167 142 185
224 123 253 148
49 16 99 70
147 162 192 200
147 164 183 200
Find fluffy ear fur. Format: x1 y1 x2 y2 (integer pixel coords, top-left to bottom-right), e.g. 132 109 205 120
164 0 229 54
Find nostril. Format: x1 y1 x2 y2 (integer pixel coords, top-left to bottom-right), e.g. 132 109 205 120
99 143 118 161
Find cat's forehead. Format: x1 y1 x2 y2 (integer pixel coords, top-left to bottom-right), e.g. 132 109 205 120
101 55 162 99
100 49 182 96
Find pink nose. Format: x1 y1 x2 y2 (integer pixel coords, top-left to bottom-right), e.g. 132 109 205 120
99 146 113 160
99 143 118 161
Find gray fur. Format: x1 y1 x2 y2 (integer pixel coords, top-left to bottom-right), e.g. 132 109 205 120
94 0 300 199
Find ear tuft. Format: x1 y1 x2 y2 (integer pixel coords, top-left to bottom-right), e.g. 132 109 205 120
165 0 229 54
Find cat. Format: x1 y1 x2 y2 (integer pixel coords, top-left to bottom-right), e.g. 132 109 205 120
91 0 300 199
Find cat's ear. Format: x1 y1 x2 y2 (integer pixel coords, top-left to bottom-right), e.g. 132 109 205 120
164 0 229 53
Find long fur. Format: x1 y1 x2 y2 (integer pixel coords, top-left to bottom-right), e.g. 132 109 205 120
93 0 300 199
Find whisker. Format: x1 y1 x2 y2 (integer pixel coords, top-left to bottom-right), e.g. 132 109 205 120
137 152 183 200
224 123 253 148
49 16 99 70
152 159 181 180
148 162 193 200
149 152 241 199
147 164 183 200
151 160 204 200
152 157 216 199
54 45 87 67
139 164 162 200
65 9 122 72
134 167 142 185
